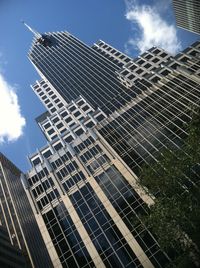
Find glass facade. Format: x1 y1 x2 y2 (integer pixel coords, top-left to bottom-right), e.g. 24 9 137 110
29 32 129 113
27 28 200 267
0 226 26 268
0 153 53 268
25 96 167 267
173 0 200 34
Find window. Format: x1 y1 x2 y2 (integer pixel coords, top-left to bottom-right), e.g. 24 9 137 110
96 114 106 121
43 150 52 158
54 99 60 103
69 105 76 112
152 57 159 63
136 68 143 74
73 111 81 117
65 116 72 123
51 95 57 99
44 99 50 104
58 103 63 108
127 74 135 80
64 135 73 143
121 70 129 76
47 103 53 108
130 64 137 71
79 116 84 122
56 122 64 129
137 59 145 65
180 56 189 62
51 134 58 140
160 52 168 58
60 129 66 134
82 105 90 112
69 122 75 128
32 157 41 166
151 75 160 83
189 50 197 56
30 175 39 184
144 63 151 69
48 128 55 135
75 128 84 136
60 111 68 118
43 123 51 129
32 188 37 198
77 100 85 106
160 69 171 76
54 143 63 151
51 108 56 113
145 54 152 60
124 58 131 63
153 48 160 54
52 117 59 124
85 121 95 128
170 63 180 69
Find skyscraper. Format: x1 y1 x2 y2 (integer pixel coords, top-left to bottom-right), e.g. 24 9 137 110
0 225 26 267
0 152 53 267
172 0 200 34
25 92 169 267
97 42 200 175
25 24 200 267
29 26 200 175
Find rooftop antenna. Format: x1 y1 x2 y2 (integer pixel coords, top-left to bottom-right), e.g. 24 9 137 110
21 20 42 39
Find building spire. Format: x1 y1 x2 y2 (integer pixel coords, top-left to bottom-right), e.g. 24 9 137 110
21 21 42 39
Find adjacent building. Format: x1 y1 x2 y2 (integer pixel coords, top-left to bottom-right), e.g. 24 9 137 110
24 24 200 268
0 225 26 268
172 0 200 34
0 152 53 267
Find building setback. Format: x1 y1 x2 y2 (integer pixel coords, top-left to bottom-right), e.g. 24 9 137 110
25 94 169 267
172 0 200 34
97 42 200 175
24 25 200 267
0 152 53 267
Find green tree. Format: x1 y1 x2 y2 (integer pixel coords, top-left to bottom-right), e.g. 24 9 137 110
138 110 200 267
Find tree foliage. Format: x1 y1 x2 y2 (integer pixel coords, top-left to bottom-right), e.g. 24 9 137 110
139 110 200 267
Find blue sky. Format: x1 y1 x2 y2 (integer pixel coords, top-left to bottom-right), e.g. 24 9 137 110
0 0 199 172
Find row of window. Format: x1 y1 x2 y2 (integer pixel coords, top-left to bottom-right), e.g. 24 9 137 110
44 111 105 142
56 161 79 180
37 189 60 210
62 171 85 192
28 167 49 186
73 136 94 152
32 177 54 198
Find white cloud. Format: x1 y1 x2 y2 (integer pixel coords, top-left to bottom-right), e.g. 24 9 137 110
0 73 25 143
125 1 181 55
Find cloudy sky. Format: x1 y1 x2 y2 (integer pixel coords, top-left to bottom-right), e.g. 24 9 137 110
0 0 199 171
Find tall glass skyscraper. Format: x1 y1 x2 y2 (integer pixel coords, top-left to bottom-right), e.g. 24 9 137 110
25 26 200 267
0 152 53 267
172 0 200 34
